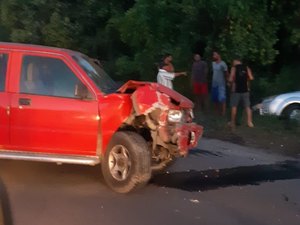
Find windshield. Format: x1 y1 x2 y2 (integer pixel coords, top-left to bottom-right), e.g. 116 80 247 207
73 54 118 94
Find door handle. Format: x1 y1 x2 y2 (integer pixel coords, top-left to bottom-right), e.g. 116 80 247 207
19 98 31 106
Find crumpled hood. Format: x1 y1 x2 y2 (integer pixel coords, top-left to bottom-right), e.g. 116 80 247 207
118 80 193 111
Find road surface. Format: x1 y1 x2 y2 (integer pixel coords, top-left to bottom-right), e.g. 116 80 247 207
0 138 299 225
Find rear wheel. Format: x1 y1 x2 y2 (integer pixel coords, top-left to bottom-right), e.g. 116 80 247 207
101 131 151 193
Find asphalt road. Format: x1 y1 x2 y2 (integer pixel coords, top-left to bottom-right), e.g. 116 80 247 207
0 138 299 225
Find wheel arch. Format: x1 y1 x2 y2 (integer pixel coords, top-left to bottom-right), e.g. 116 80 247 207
277 97 300 116
280 102 300 117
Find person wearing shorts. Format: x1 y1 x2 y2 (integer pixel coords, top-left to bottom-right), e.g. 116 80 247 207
191 54 208 111
228 58 254 128
211 51 228 116
211 84 226 103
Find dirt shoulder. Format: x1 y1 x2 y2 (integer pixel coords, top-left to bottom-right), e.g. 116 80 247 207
195 111 300 157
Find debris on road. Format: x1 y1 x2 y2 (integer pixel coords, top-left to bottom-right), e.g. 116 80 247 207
189 199 200 204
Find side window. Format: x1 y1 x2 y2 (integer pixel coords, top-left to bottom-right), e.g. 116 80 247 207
20 55 87 98
0 54 8 92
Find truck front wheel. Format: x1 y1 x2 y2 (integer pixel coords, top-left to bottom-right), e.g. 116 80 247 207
101 131 151 193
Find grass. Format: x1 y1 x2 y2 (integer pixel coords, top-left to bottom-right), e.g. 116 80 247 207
194 109 300 156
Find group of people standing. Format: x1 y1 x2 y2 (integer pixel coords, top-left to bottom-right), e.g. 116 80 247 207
157 51 254 128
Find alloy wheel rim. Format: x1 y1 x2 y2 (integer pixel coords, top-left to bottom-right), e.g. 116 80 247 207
108 145 131 181
290 109 300 122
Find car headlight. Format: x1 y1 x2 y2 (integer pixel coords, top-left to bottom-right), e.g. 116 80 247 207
262 95 281 115
168 110 183 123
269 98 283 114
189 109 194 119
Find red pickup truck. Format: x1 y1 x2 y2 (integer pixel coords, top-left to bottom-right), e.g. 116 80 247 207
0 42 203 193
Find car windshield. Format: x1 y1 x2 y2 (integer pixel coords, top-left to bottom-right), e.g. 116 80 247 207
73 54 118 94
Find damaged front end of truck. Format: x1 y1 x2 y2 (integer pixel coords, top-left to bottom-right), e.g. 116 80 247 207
118 81 203 170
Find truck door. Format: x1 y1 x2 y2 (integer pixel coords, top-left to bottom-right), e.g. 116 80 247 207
0 53 9 147
9 53 99 155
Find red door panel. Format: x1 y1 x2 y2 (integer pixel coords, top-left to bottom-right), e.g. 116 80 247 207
9 93 99 155
0 52 9 147
0 93 9 147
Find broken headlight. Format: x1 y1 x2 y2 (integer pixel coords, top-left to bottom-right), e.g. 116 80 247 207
168 110 183 123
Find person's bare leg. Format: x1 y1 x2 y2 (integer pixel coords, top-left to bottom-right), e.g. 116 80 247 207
246 107 254 127
230 106 237 127
214 102 219 115
221 102 226 116
199 95 204 111
202 94 208 113
199 95 207 112
194 94 201 111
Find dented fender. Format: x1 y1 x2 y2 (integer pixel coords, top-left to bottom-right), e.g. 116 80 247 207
98 94 133 154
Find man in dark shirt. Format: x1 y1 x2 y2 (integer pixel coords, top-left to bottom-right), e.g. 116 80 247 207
191 54 208 111
228 58 254 128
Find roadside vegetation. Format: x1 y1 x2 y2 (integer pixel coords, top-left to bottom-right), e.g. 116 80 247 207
195 110 300 156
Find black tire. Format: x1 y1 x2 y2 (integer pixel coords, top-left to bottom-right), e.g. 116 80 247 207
281 105 300 129
286 105 300 121
101 131 151 193
283 104 300 123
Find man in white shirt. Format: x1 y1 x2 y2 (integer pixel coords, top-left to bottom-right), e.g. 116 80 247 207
157 69 176 89
157 54 187 89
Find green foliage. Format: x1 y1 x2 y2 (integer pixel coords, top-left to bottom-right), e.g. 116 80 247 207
218 3 279 65
0 0 299 99
251 64 300 103
273 65 300 93
0 0 132 58
115 55 139 80
111 0 281 80
270 0 300 46
42 12 79 48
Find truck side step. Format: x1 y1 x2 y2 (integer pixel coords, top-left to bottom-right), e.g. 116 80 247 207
0 150 100 166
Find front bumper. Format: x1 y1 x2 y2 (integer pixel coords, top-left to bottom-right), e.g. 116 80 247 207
155 110 204 156
175 123 203 155
253 100 277 116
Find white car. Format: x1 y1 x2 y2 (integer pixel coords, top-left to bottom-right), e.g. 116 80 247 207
256 91 300 122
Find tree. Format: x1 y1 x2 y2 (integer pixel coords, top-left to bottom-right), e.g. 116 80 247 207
113 0 279 81
0 0 299 95
0 0 133 61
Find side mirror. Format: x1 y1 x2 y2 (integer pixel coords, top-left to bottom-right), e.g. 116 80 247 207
92 58 103 68
75 83 90 99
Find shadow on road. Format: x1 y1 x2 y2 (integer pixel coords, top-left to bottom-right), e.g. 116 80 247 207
0 178 13 225
151 160 300 192
189 148 224 157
